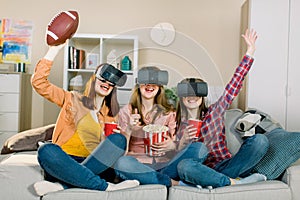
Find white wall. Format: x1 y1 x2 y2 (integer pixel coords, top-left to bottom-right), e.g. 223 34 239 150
1 0 247 128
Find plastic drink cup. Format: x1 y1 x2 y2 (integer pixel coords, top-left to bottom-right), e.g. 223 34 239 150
104 122 118 136
187 119 202 138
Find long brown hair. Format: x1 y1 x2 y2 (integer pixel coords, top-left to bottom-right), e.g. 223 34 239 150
129 84 175 125
176 78 208 128
81 64 120 117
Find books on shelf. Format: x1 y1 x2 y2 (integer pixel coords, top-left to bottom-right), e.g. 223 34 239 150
68 46 86 69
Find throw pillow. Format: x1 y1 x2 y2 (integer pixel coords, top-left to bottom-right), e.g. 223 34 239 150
224 109 244 156
1 124 55 154
253 128 300 180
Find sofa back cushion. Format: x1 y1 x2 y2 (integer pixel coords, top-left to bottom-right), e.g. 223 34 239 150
1 124 55 154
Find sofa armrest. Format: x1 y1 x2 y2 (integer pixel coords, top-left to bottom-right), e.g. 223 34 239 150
281 159 300 200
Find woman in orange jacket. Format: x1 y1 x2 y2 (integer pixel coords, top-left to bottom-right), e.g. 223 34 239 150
32 42 139 196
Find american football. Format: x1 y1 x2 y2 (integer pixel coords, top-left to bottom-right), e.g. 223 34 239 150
46 10 79 46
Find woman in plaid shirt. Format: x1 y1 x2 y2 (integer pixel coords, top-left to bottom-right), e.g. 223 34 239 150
176 29 269 188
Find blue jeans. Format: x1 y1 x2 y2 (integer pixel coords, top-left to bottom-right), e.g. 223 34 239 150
37 133 126 191
177 134 269 188
114 142 208 187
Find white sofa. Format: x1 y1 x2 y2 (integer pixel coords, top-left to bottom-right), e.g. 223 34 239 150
1 109 300 200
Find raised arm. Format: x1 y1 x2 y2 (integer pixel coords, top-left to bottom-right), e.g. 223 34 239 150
207 29 258 115
31 42 68 107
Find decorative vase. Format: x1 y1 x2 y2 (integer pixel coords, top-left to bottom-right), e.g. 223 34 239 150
121 56 131 70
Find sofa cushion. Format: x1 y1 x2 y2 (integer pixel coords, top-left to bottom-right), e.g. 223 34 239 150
42 185 167 200
283 162 300 200
0 164 43 200
1 124 55 154
168 181 291 200
253 128 300 180
0 151 38 166
0 132 16 147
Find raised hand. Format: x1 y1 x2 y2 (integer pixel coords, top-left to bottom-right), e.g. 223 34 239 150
130 108 141 126
44 40 68 61
242 29 258 57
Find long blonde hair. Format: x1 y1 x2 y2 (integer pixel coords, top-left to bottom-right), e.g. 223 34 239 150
129 84 175 125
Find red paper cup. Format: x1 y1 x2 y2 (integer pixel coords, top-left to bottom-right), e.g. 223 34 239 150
104 122 118 136
188 119 202 138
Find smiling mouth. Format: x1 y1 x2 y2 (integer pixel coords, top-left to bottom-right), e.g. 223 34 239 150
186 98 199 103
145 87 155 92
100 85 109 91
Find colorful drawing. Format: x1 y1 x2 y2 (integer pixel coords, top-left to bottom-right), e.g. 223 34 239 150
0 18 33 63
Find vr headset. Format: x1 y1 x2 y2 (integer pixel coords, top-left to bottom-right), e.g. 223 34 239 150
177 81 208 97
137 67 168 86
95 64 127 87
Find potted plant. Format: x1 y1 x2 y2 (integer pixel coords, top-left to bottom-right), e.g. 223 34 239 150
165 87 178 108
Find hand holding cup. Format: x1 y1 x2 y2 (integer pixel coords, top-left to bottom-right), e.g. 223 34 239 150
187 119 202 139
104 122 118 136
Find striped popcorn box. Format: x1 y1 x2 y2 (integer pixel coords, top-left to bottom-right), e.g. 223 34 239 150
143 124 169 157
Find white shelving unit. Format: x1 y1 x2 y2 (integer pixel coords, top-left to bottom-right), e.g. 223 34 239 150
63 33 138 106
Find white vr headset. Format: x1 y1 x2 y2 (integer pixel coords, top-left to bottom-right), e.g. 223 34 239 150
177 81 208 97
137 67 168 86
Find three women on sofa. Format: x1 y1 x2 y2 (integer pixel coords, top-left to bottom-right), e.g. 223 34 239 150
32 28 268 195
32 42 139 196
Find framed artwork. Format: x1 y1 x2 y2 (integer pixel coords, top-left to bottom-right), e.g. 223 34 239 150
0 18 33 64
86 53 99 69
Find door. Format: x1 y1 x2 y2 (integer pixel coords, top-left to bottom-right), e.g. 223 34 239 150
247 0 290 128
286 0 300 131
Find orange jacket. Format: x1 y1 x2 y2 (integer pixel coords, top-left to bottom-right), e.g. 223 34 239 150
31 59 115 146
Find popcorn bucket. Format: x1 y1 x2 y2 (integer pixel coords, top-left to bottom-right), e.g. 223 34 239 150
143 124 169 157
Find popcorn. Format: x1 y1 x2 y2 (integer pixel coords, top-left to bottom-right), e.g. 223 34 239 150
143 124 169 133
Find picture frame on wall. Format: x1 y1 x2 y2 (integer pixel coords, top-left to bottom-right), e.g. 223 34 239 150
86 53 99 69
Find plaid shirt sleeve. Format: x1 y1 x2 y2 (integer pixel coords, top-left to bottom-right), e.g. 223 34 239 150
200 55 254 168
211 55 254 114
